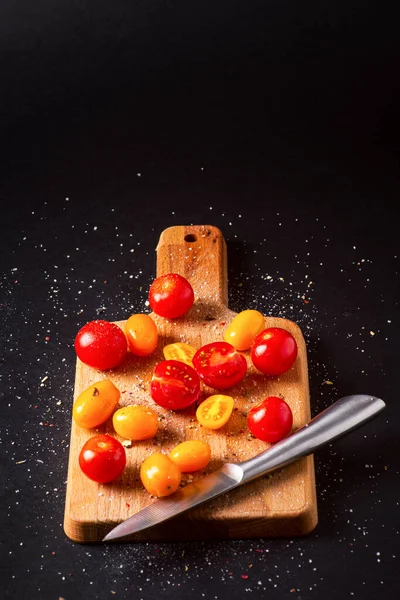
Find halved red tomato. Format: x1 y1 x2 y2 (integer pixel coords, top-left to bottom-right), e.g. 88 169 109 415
150 360 201 410
192 341 247 389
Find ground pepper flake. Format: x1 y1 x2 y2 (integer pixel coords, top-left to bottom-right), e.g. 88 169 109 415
241 574 249 579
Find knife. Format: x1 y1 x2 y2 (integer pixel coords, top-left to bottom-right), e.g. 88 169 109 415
103 394 385 542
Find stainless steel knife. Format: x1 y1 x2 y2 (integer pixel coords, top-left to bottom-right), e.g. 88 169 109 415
103 394 385 542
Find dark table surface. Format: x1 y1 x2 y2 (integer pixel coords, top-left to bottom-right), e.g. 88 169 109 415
1 2 399 599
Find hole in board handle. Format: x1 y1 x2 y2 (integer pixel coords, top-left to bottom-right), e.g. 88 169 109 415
184 234 197 243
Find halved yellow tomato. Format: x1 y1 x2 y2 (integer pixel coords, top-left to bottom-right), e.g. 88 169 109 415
196 394 234 430
162 342 197 366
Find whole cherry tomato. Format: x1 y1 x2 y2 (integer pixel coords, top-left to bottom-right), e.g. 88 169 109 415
169 440 211 472
192 341 247 389
124 314 158 356
112 405 159 440
251 327 298 376
223 309 265 351
79 434 126 483
73 379 120 429
150 360 201 410
247 396 293 443
149 273 194 319
196 394 234 430
74 320 127 371
140 453 182 497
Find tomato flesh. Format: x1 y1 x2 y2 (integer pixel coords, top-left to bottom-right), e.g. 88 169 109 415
196 394 234 429
150 360 201 410
163 342 197 367
74 320 127 371
251 327 298 376
247 396 293 443
149 273 194 319
193 341 247 389
79 434 126 483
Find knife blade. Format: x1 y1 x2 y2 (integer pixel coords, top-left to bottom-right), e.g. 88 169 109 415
103 394 385 542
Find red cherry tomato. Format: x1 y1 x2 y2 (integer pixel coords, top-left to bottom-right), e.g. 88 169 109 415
79 434 126 483
74 320 128 370
247 396 293 443
192 341 247 389
150 360 201 410
149 273 194 319
251 327 297 376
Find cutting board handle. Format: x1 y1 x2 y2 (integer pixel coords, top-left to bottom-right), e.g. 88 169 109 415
156 225 228 310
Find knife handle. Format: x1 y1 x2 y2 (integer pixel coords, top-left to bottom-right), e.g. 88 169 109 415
239 394 386 483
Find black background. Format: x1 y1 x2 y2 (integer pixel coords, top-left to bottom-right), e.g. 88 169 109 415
1 1 399 599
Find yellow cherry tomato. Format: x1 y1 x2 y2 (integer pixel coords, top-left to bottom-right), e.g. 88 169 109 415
73 380 120 429
112 405 159 440
162 342 197 366
223 309 265 351
196 394 234 430
140 453 182 497
124 314 158 356
169 440 211 472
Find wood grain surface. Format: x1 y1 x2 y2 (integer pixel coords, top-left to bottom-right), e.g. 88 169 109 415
64 225 317 543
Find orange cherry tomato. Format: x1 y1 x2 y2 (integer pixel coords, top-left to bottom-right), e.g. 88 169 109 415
162 342 197 366
223 309 265 351
169 440 211 472
73 380 120 429
140 453 182 497
124 314 158 356
196 394 234 430
112 405 159 440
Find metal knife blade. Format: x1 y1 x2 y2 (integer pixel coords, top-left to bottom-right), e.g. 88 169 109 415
103 394 385 542
103 462 244 542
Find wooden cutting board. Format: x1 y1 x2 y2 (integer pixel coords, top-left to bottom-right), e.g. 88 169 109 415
64 225 317 543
